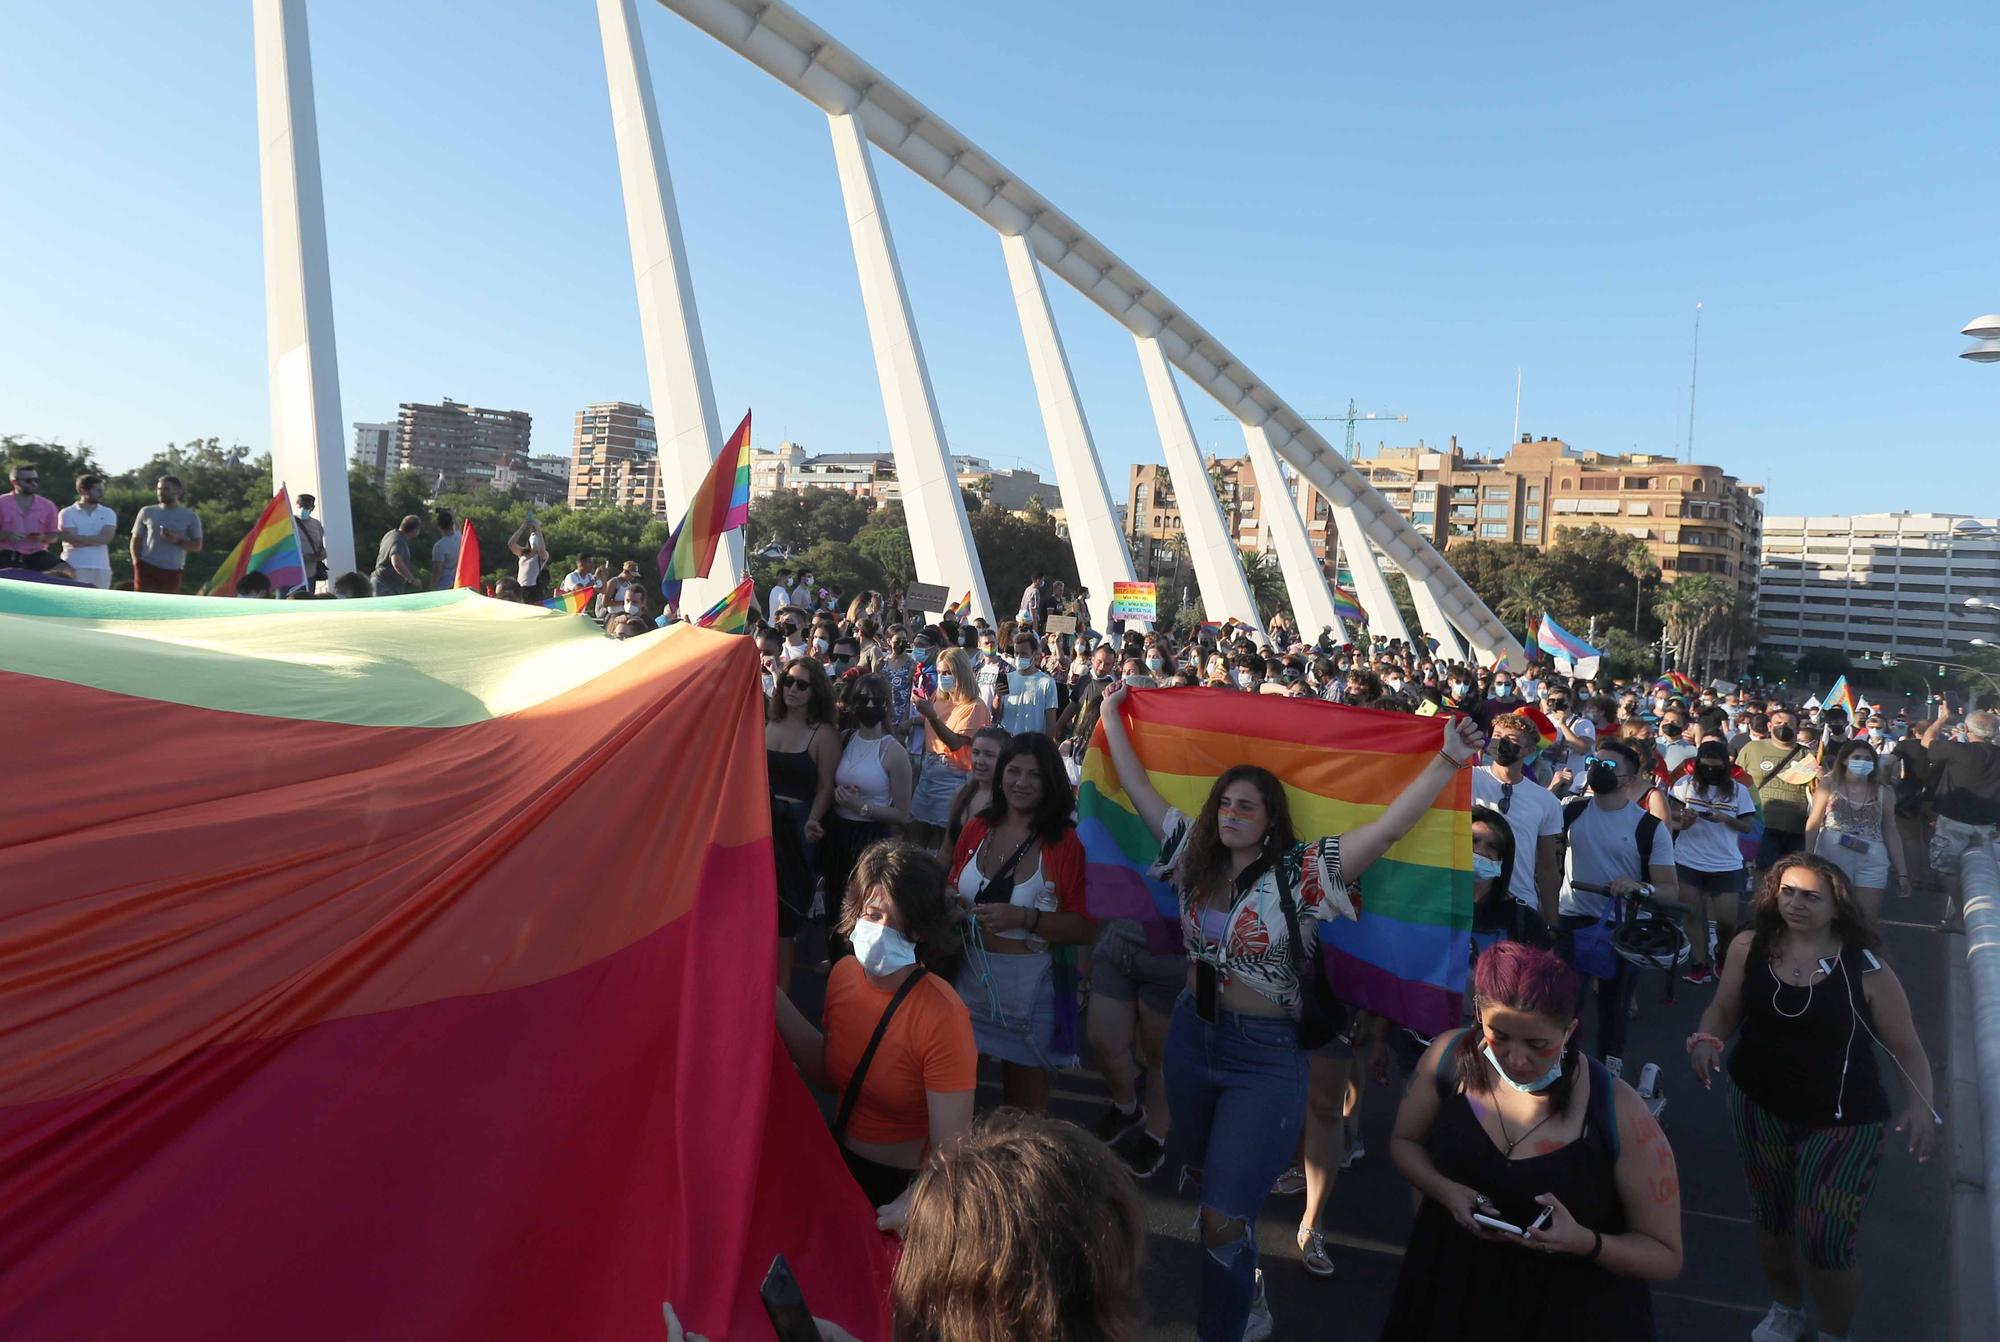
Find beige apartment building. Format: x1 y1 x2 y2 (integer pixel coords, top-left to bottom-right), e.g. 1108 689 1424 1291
567 402 660 513
381 399 534 495
1342 435 1763 599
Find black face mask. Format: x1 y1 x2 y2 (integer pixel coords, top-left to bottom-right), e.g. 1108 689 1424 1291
1696 762 1729 788
1491 738 1524 767
1588 760 1623 795
854 703 886 728
1772 725 1798 743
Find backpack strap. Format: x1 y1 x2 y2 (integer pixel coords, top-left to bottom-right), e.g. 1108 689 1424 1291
1433 1028 1470 1102
1585 1053 1621 1161
831 968 929 1146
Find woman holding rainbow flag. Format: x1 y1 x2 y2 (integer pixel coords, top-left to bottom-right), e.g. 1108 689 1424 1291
1097 681 1483 1342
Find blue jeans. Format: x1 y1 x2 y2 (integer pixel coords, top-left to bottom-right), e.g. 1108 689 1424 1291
1164 991 1308 1342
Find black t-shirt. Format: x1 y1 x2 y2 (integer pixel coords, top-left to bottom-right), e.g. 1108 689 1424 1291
1927 738 2000 825
1891 737 1931 818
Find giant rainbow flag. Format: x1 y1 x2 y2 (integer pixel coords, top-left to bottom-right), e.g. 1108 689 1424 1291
0 584 889 1341
201 486 306 596
1077 688 1473 1034
659 410 752 582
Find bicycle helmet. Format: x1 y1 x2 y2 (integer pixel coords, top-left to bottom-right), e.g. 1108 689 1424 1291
1611 913 1691 971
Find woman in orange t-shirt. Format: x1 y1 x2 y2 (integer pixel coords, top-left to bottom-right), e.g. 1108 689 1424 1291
775 841 976 1231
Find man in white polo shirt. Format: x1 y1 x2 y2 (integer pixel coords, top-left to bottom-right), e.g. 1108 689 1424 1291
1471 711 1565 924
58 471 118 589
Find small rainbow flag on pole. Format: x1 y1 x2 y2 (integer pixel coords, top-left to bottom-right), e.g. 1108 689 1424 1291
694 575 754 634
1655 671 1698 697
1821 674 1857 717
659 411 752 583
450 519 480 590
943 591 973 620
202 487 306 596
542 585 596 615
1077 689 1472 1034
1330 582 1365 626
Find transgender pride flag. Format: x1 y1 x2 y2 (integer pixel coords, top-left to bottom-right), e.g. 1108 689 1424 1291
1535 611 1600 662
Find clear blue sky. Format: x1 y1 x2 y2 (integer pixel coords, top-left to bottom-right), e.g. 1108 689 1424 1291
5 1 1995 520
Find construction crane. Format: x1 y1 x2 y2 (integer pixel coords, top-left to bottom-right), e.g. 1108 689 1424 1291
1214 399 1408 459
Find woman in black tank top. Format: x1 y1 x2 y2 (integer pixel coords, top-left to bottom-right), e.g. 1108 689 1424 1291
1383 942 1681 1340
767 658 839 989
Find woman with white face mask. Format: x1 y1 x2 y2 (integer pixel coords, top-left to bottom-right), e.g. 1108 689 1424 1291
773 841 976 1234
1805 739 1909 922
1383 941 1683 1338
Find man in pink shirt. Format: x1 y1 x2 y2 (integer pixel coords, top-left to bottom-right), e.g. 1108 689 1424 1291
0 462 62 572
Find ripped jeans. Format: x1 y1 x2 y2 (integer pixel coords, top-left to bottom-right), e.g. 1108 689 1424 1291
1163 990 1308 1341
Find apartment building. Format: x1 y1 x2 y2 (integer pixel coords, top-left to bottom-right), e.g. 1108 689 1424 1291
351 422 397 485
1342 435 1763 600
369 399 533 495
1759 513 2000 660
567 402 659 513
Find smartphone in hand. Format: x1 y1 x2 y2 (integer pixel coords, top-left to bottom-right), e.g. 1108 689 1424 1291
760 1255 820 1342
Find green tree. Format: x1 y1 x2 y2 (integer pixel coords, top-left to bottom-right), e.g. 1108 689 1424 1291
970 501 1077 624
1243 552 1289 627
1442 539 1544 616
1498 568 1558 634
1542 525 1659 638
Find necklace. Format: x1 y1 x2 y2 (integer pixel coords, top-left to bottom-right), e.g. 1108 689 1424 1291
1492 1096 1556 1157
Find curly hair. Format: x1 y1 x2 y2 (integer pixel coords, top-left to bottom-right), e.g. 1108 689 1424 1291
1176 765 1296 904
835 840 965 978
1746 852 1880 973
892 1109 1144 1342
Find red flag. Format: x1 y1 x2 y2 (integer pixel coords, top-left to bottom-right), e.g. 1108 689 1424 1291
452 519 481 590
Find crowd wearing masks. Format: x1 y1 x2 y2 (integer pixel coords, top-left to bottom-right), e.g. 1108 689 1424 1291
724 588 1974 1342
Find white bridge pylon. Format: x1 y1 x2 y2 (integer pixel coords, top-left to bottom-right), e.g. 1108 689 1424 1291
253 0 1524 666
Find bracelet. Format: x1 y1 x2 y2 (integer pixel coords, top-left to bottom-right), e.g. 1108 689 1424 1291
1684 1031 1725 1055
1584 1228 1603 1261
1436 750 1471 770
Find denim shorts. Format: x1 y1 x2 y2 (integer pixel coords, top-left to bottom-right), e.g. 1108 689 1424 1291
1090 918 1187 1017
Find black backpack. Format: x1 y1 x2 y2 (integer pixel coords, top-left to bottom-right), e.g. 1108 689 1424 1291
1561 796 1663 895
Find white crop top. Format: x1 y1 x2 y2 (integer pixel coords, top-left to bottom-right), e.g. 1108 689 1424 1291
955 839 1058 947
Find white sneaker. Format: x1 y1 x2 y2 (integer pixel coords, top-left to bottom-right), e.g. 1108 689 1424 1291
1604 1055 1625 1080
1242 1268 1274 1341
1750 1300 1807 1342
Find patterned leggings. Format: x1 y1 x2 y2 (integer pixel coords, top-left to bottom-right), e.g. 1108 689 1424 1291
1727 1083 1884 1270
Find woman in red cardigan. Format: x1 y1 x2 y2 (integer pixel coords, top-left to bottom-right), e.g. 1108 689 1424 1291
946 731 1095 1113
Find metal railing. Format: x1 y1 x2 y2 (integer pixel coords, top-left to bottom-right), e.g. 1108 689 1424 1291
1959 841 2000 1336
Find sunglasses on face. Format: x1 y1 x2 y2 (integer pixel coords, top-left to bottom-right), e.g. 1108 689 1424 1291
782 678 813 691
853 695 885 707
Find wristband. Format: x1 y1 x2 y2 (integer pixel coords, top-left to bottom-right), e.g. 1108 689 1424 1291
1584 1228 1603 1261
1436 749 1471 770
1685 1032 1725 1055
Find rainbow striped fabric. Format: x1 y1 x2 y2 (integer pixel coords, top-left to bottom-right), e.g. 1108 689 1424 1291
1330 582 1365 626
1077 688 1473 1034
1655 671 1698 697
659 411 752 582
542 585 595 615
201 487 305 596
694 575 754 633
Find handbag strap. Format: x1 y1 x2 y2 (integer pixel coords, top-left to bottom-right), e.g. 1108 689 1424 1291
832 967 929 1145
1272 857 1330 995
975 833 1038 905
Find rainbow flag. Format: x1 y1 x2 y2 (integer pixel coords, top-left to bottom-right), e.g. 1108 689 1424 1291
201 486 305 596
1077 689 1472 1034
450 519 481 590
694 575 754 634
542 584 596 615
659 410 752 582
0 583 892 1342
1822 675 1857 718
1515 704 1559 753
1197 620 1222 640
1535 612 1600 661
1330 582 1365 626
942 590 973 620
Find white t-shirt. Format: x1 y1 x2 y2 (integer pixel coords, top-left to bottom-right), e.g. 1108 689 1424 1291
1560 801 1676 920
58 502 117 570
768 584 791 614
517 542 545 587
1472 768 1563 908
1669 777 1757 873
998 668 1059 736
1660 739 1698 772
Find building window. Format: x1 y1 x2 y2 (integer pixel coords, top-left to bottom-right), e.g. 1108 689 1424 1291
1412 510 1435 526
1692 479 1705 493
1413 486 1436 503
1525 504 1541 521
1483 486 1510 499
1526 485 1542 501
1524 525 1540 541
1626 502 1651 516
1560 478 1574 490
1481 503 1509 520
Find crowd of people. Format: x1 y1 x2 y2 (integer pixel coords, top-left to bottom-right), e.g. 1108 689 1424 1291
11 458 1994 1340
745 574 1992 1342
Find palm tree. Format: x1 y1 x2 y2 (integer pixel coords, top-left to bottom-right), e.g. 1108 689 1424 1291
1242 551 1290 628
1626 549 1658 635
1498 570 1556 640
1653 574 1731 673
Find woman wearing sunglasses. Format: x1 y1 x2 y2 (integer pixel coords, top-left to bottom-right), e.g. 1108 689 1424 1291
768 657 840 993
819 673 915 935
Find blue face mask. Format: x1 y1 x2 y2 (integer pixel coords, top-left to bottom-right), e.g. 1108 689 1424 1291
1473 854 1504 882
913 647 933 665
849 919 918 977
1482 1039 1565 1093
